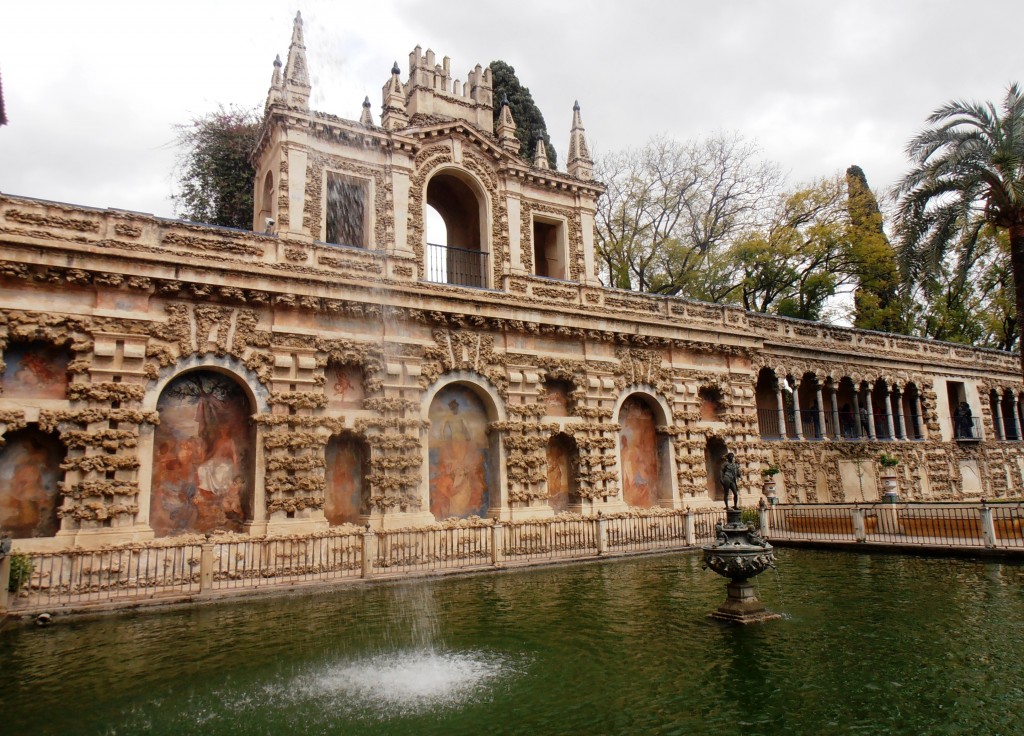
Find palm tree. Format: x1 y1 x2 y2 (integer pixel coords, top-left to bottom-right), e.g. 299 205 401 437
895 83 1024 373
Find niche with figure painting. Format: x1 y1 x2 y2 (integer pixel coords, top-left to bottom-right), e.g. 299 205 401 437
427 384 496 520
326 363 365 410
618 394 671 508
0 426 66 538
150 371 255 537
546 433 579 513
542 379 573 417
698 386 726 422
324 433 370 525
1 341 71 399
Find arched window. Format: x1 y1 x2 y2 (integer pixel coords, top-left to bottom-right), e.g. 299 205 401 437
0 426 65 538
150 371 255 537
427 384 495 519
425 171 488 287
258 170 275 232
325 433 369 525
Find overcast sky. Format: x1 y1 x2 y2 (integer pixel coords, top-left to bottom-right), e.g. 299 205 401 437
1 0 1021 219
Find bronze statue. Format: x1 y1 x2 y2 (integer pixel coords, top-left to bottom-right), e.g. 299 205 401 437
721 452 741 509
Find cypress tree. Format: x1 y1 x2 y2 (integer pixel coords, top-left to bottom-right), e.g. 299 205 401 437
489 61 557 169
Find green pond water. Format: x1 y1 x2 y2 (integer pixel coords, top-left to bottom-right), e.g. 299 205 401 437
3 548 1024 736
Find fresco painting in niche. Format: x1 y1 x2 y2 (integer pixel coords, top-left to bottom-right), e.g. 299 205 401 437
544 382 569 417
546 435 576 513
327 364 364 409
619 396 661 508
151 372 254 537
325 435 367 525
1 342 70 399
0 428 65 538
429 385 491 519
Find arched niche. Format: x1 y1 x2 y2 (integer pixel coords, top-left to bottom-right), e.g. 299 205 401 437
546 433 579 513
424 168 490 287
426 381 499 520
616 391 672 508
0 340 72 399
149 370 256 537
326 362 366 409
704 436 729 501
0 425 66 538
324 432 369 525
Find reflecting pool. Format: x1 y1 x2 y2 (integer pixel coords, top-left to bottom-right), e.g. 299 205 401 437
4 549 1024 735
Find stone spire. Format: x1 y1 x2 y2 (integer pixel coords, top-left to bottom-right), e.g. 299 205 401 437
533 134 550 170
264 54 285 113
496 94 521 154
381 61 409 131
283 11 311 110
566 100 593 180
359 95 374 126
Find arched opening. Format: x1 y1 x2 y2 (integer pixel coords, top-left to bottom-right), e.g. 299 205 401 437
901 383 923 440
546 433 579 513
425 171 488 287
324 432 370 525
0 425 65 538
618 394 668 508
1 340 71 399
150 370 256 537
698 386 726 422
427 383 495 519
704 436 729 501
258 170 274 232
1001 390 1020 440
796 373 822 439
755 368 782 439
871 379 892 440
835 377 859 439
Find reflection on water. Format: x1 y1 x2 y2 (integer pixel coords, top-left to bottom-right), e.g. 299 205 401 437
4 550 1024 735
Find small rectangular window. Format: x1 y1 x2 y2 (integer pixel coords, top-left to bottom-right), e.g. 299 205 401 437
326 173 369 248
532 217 566 280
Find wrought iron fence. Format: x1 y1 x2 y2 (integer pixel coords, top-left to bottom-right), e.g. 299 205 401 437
211 533 363 591
425 243 489 288
503 517 597 561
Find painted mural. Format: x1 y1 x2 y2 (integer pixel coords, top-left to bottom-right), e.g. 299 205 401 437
547 435 576 513
0 427 64 538
150 371 254 537
1 342 70 399
326 364 364 409
325 434 367 525
544 381 570 417
428 385 492 519
619 396 661 508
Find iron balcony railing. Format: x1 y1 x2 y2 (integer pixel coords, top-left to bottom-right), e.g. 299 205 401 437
426 243 488 288
758 408 927 441
951 415 982 441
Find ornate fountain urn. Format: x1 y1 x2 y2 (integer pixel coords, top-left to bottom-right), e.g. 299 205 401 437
702 508 780 624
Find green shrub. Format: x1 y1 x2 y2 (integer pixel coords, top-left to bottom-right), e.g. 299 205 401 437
8 553 33 593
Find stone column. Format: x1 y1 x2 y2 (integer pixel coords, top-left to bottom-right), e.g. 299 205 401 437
864 386 877 440
830 387 841 440
993 392 1005 440
815 383 827 440
894 387 907 440
775 381 787 440
852 392 863 439
914 392 928 440
1013 394 1022 441
882 386 896 440
792 380 804 441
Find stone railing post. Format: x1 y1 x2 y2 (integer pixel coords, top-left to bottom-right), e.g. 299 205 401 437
491 522 504 565
851 508 866 542
980 503 997 549
0 553 11 611
200 540 215 593
596 513 608 555
759 507 770 537
361 527 377 578
684 510 696 546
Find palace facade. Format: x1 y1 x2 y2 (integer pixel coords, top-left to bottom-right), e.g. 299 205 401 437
2 15 1022 550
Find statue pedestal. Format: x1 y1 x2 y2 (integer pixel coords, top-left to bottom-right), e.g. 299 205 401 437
709 580 781 624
